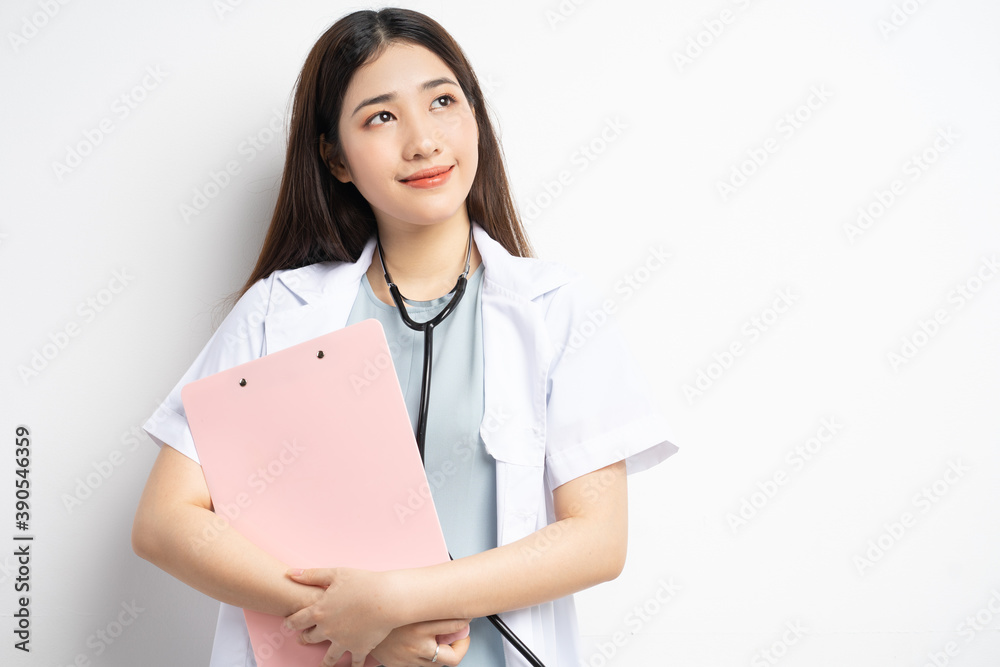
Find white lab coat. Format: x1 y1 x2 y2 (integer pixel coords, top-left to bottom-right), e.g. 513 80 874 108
143 221 678 667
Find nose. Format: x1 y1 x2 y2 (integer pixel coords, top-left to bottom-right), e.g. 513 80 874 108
402 112 443 160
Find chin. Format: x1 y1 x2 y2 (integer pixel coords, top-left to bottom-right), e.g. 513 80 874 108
382 204 471 228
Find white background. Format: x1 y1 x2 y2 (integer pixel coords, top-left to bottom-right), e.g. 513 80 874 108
2 0 999 665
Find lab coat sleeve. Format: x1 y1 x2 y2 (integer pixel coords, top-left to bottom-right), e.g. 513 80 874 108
142 275 276 464
542 275 678 491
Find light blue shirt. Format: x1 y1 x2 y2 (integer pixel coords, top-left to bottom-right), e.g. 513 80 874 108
346 263 504 666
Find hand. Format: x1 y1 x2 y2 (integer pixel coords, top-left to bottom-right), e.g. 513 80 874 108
371 619 471 667
284 567 400 667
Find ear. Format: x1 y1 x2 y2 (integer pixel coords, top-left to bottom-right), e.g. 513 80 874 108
319 133 352 184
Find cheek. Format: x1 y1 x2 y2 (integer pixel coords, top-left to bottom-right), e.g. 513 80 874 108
456 118 479 166
341 136 390 183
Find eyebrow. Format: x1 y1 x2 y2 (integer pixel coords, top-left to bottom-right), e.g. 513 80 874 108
350 77 460 117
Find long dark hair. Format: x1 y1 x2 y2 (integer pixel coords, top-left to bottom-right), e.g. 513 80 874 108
232 8 532 303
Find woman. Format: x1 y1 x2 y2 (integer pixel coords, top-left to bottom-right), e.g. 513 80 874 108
132 7 677 667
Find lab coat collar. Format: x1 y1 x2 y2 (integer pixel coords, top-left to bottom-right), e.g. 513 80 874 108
472 222 573 300
263 248 372 354
273 237 376 303
272 221 573 306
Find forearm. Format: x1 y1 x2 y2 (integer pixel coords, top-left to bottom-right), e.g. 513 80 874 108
133 493 320 616
389 462 628 625
393 515 621 623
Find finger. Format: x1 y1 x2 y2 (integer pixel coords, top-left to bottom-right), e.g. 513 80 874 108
434 618 471 643
296 625 320 645
435 639 469 666
286 567 335 586
431 618 471 633
320 645 348 667
350 649 369 667
284 607 314 632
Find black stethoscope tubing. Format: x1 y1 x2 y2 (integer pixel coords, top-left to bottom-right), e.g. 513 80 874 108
375 228 470 462
376 224 546 667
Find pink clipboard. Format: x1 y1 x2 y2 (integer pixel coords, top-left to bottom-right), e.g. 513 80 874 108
181 318 467 666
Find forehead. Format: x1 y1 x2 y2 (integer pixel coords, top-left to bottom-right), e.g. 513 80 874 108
344 42 457 101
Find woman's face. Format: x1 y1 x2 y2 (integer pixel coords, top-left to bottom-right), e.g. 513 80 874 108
327 42 479 232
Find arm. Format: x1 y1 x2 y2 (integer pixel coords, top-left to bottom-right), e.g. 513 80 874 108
131 443 323 615
132 445 470 665
396 459 628 617
285 460 628 664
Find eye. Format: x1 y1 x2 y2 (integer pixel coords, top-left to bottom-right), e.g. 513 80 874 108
365 110 395 127
431 94 458 109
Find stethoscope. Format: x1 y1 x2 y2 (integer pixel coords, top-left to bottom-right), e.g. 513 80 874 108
375 224 472 463
375 222 546 667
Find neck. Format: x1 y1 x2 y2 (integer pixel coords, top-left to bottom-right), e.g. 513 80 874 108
368 216 481 304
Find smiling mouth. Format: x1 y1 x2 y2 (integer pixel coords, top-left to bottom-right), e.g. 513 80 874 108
399 165 454 189
401 165 453 182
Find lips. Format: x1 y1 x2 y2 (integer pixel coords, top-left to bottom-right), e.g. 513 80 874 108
401 165 453 182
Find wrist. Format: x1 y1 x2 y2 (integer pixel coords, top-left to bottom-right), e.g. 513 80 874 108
382 568 418 626
290 580 324 611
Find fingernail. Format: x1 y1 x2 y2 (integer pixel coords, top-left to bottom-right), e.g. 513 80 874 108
287 568 303 576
